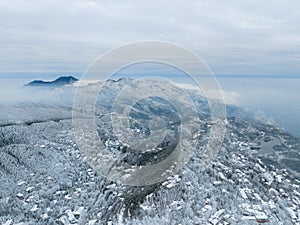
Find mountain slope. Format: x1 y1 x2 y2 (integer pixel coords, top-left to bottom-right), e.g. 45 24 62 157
0 78 299 224
24 76 78 87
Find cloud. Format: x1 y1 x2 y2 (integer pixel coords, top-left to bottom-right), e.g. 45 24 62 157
0 0 299 76
174 82 240 105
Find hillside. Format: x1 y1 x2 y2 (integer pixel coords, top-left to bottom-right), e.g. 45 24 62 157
0 78 299 224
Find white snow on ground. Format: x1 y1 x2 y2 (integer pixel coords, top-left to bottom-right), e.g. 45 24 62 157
0 78 299 224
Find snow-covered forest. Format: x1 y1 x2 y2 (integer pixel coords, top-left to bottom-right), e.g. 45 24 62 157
0 78 299 225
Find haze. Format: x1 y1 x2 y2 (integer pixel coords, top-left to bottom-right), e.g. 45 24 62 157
0 0 299 136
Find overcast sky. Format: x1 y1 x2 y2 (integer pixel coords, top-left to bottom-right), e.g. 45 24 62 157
0 0 300 77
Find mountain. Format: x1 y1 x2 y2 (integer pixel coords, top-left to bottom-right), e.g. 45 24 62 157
24 76 78 87
0 78 299 224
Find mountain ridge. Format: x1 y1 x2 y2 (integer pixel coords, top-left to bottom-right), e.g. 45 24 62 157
24 76 79 87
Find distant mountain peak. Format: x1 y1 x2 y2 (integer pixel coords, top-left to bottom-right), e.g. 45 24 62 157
107 77 133 83
24 76 79 87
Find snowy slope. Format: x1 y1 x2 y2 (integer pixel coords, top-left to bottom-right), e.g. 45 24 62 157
0 78 299 225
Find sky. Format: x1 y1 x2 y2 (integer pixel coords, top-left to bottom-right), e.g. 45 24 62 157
0 0 299 137
0 0 300 77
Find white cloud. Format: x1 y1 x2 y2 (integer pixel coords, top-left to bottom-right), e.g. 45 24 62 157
0 0 299 76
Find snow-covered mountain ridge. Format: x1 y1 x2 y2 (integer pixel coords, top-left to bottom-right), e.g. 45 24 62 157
0 78 299 224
